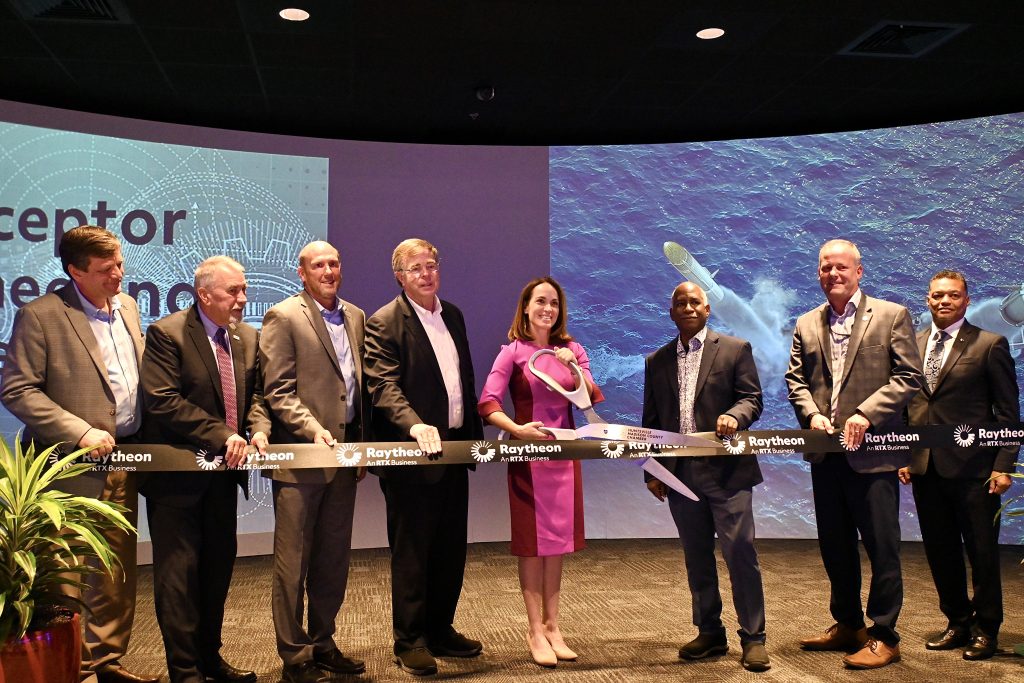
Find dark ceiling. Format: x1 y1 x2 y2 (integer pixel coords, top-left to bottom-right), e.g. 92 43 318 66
1 0 1022 145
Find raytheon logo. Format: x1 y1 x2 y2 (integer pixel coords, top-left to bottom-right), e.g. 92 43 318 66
195 449 223 470
335 443 362 466
470 441 496 463
600 441 624 458
722 437 746 455
953 425 975 448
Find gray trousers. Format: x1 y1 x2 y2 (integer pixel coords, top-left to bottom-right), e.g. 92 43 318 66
668 459 766 643
271 471 358 665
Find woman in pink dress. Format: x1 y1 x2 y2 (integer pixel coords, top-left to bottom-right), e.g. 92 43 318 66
477 276 603 668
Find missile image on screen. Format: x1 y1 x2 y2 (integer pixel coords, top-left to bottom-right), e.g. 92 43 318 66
663 241 724 303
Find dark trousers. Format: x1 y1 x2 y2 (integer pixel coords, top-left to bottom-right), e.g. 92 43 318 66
147 474 238 683
912 464 1003 637
668 459 766 644
379 466 469 653
271 471 358 664
811 455 902 645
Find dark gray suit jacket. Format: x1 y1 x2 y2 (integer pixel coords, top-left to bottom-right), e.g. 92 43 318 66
786 293 923 472
260 291 367 484
908 321 1019 478
642 329 764 490
364 292 483 484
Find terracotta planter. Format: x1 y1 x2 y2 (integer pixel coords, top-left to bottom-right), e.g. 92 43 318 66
0 612 81 683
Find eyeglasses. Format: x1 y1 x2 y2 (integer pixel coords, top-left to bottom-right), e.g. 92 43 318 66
398 261 439 277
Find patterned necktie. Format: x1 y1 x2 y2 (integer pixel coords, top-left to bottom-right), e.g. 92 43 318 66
214 328 238 432
924 330 950 391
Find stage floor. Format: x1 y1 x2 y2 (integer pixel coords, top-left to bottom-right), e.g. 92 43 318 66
124 539 1023 681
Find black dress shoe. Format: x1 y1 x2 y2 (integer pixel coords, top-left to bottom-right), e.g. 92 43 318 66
314 648 366 674
678 632 728 660
282 661 329 683
926 627 970 650
205 656 257 683
963 634 997 661
97 668 161 683
427 630 483 657
395 647 438 676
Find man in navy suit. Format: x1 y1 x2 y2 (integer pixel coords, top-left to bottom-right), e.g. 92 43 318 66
364 238 484 677
899 269 1018 661
643 281 770 672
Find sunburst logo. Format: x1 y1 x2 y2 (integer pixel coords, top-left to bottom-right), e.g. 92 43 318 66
953 425 975 448
195 449 223 470
601 441 624 458
837 432 861 451
470 441 496 463
722 436 746 455
335 443 362 466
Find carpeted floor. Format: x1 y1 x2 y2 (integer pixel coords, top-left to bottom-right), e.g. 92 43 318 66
124 539 1023 682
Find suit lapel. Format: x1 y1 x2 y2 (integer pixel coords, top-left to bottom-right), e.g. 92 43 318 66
933 322 974 392
117 293 146 366
341 301 363 389
59 286 111 387
841 296 873 389
300 291 343 376
185 307 223 406
815 304 833 378
400 294 446 388
694 331 719 401
916 328 931 397
227 323 245 428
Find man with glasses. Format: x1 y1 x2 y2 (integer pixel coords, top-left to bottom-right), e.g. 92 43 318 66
364 238 484 677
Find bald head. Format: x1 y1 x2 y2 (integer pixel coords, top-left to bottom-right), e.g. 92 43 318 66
670 281 710 342
297 240 342 309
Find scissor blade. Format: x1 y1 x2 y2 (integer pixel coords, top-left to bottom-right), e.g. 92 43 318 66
641 457 699 501
574 423 721 449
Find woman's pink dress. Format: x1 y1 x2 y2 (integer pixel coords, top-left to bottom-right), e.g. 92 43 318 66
478 339 603 557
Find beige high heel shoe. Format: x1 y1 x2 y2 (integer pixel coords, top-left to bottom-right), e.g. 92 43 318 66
528 633 557 668
544 630 578 661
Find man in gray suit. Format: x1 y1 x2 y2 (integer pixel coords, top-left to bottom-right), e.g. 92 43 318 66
899 270 1018 661
260 241 368 683
643 281 770 672
786 238 922 669
1 226 157 683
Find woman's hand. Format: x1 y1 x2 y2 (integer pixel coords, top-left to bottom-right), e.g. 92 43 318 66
553 346 576 367
512 421 551 440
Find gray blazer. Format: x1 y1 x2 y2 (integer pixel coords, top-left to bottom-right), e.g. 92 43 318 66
1 285 145 496
259 291 367 484
786 293 923 472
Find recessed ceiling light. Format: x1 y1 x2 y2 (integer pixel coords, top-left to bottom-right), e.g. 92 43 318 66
279 8 310 21
696 27 725 40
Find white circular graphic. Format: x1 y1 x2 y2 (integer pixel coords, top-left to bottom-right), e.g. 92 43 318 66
195 449 223 470
722 436 746 455
335 443 362 466
953 425 976 448
470 441 496 463
600 441 624 458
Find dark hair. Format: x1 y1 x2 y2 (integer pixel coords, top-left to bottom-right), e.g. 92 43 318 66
58 225 121 275
508 276 573 344
930 269 969 296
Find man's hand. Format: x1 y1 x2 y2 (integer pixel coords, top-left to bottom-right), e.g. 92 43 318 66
989 471 1012 495
77 428 115 460
250 431 269 456
842 413 872 450
809 413 834 434
647 478 668 502
716 414 739 438
313 430 336 447
224 433 249 468
897 467 911 485
410 423 442 455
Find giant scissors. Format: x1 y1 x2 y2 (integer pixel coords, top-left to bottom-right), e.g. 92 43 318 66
523 349 721 501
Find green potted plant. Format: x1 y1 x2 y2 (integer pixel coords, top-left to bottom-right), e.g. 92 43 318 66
0 436 135 683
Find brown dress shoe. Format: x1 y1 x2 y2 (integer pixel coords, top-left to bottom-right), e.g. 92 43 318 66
97 668 161 683
842 639 901 669
799 623 868 652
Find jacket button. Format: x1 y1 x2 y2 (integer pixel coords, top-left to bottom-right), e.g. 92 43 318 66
109 409 116 416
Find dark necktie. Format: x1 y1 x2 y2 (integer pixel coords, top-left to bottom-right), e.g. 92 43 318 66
321 308 343 326
924 330 950 391
214 328 238 432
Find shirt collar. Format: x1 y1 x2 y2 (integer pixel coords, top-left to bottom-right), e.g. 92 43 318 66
829 288 862 320
408 294 443 318
676 326 708 354
196 305 226 340
312 296 345 316
932 316 966 337
73 282 121 320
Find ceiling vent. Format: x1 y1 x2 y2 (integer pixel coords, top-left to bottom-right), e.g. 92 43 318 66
840 21 968 58
10 0 130 23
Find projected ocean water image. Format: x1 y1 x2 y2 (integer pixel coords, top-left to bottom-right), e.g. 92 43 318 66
552 113 1024 541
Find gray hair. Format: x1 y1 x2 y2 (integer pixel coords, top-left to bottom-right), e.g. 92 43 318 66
391 238 438 274
194 255 244 290
819 239 861 266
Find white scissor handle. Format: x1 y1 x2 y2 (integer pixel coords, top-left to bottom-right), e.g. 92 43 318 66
527 348 592 412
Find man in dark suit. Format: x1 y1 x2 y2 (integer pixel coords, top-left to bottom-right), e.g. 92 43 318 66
364 238 484 677
786 238 922 669
1 226 156 683
643 281 770 672
260 241 368 683
898 269 1018 661
140 255 270 683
